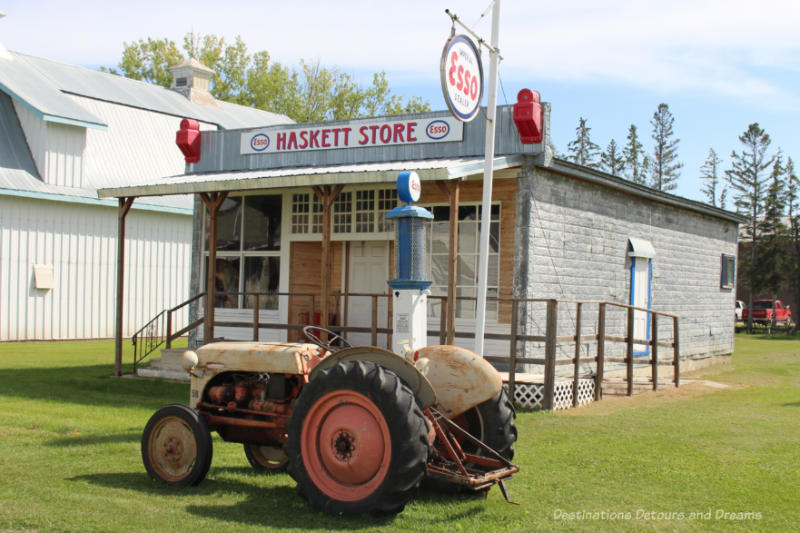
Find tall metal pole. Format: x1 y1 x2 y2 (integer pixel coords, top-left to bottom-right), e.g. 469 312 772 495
474 0 501 355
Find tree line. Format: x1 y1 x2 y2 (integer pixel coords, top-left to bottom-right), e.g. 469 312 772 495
564 108 800 312
101 32 430 122
104 34 797 308
564 103 683 193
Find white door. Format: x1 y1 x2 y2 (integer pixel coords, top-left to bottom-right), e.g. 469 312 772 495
630 257 652 355
346 241 390 346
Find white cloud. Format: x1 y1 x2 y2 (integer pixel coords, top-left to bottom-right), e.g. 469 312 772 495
1 0 798 104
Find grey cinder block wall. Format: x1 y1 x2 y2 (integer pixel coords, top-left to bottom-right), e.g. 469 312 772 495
513 164 738 371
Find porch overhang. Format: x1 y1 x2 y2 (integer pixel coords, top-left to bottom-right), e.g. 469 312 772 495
97 155 528 199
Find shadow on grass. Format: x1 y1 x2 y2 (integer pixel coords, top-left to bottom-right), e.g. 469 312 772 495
73 472 486 529
782 402 800 407
46 431 141 447
0 365 186 410
738 331 799 341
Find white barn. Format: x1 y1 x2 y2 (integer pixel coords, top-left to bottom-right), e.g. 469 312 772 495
0 41 291 342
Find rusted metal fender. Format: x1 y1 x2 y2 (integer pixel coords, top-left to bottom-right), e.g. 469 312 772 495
414 345 503 418
187 342 321 408
308 346 437 410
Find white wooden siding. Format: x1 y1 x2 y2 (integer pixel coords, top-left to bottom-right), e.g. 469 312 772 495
13 100 86 187
0 196 192 340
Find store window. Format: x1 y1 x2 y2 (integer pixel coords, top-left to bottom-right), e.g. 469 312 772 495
290 187 397 236
204 195 281 309
721 254 736 289
425 204 500 320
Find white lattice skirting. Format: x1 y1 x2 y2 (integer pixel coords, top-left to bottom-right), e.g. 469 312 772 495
505 379 595 410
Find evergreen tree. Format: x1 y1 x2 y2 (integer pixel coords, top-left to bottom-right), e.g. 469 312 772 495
700 148 727 208
623 124 646 184
785 157 800 309
600 139 625 176
649 103 682 191
726 123 775 328
756 153 789 298
566 117 601 168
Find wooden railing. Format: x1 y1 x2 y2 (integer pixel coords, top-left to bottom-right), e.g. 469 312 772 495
199 292 680 411
137 291 680 410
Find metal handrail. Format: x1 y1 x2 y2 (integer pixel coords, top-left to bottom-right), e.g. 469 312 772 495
132 292 207 372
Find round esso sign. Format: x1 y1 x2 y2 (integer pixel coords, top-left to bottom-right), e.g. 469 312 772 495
250 133 270 151
440 34 483 122
397 171 422 204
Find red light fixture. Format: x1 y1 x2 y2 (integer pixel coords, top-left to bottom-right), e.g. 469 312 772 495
513 89 543 144
176 118 201 163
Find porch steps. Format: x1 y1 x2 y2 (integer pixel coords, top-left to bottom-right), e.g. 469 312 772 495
137 348 191 382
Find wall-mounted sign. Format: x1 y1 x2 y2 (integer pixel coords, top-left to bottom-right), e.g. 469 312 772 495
240 116 463 155
440 34 484 122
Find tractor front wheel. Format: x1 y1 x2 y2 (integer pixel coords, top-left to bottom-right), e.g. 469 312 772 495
285 361 429 515
141 404 213 486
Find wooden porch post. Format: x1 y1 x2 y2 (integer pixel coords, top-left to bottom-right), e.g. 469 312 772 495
200 192 228 344
313 185 343 333
114 197 135 377
437 180 460 345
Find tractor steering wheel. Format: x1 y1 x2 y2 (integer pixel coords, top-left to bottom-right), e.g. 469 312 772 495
302 325 351 352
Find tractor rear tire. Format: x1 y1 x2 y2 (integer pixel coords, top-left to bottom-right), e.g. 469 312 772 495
141 404 213 487
244 443 288 473
426 389 517 492
285 360 430 515
472 388 518 461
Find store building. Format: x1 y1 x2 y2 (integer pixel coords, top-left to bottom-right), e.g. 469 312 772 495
100 95 743 371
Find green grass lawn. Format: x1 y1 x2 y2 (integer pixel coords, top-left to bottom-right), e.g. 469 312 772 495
0 335 798 532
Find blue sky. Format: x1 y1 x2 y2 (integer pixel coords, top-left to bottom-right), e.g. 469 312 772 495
2 0 798 204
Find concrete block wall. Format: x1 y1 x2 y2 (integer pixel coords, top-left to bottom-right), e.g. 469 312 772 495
514 165 738 369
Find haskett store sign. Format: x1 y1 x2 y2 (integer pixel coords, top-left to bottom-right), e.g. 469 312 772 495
240 116 463 155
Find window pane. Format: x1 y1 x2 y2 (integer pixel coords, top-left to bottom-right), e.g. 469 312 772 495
489 221 500 253
376 189 397 232
458 255 476 285
215 197 242 251
459 205 477 220
457 287 476 319
431 254 449 285
210 257 240 308
458 221 477 253
244 257 280 309
243 195 281 251
431 221 449 254
488 253 499 285
292 193 310 234
333 192 352 233
355 190 375 232
432 205 450 220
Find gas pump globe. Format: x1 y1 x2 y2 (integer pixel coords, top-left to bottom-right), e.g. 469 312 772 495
386 171 433 355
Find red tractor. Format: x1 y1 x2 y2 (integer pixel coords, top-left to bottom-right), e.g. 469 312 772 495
141 327 518 515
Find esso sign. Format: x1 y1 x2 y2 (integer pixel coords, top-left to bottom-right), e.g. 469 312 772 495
250 133 270 151
397 171 422 203
440 34 483 122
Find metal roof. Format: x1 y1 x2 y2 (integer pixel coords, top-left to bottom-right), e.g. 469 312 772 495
0 90 39 179
0 87 190 213
11 51 294 130
550 158 746 224
97 155 527 198
0 52 106 129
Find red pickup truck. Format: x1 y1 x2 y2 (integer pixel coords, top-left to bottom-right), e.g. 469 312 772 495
742 299 794 328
